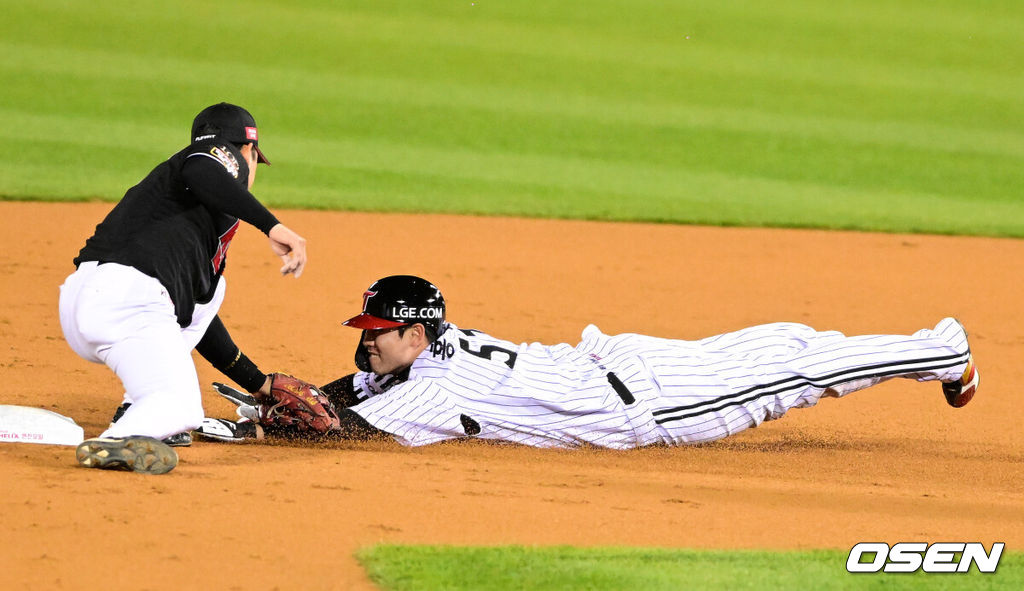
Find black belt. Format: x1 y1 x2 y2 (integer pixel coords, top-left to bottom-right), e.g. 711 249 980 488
606 372 635 405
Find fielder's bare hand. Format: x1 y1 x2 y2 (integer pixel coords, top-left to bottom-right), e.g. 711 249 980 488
268 223 307 277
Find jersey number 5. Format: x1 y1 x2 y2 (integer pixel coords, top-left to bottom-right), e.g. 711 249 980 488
458 329 518 369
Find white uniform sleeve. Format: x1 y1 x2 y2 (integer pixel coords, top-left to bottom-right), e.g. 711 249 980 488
350 380 468 447
351 371 404 400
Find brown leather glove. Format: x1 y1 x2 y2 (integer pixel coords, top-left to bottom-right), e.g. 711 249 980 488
255 373 341 437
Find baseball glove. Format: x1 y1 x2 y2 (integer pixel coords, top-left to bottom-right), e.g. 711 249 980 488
255 373 341 437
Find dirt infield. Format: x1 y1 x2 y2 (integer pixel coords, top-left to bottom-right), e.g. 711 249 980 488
2 201 1022 590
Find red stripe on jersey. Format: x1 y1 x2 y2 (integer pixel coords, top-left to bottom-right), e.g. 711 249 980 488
211 220 240 273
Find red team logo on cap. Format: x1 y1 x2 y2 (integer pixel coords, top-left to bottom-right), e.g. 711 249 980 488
245 126 258 141
362 290 377 311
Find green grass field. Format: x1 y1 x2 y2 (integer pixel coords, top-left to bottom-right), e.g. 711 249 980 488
1 0 1023 235
2 1 1021 588
358 545 1023 591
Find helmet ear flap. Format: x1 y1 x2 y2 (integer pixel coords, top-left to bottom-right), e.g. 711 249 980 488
354 333 372 372
421 322 440 343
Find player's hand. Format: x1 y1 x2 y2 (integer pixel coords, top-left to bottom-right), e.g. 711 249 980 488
267 223 307 277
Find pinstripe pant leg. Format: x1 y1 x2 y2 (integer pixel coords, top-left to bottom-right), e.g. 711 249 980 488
642 319 970 444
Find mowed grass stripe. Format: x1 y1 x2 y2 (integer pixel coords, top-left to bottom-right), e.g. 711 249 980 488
1 1 1023 236
4 40 1023 164
3 2 1020 120
3 106 1021 234
357 545 1024 591
6 0 1019 71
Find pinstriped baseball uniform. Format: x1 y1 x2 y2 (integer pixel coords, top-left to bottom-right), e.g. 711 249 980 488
346 317 971 449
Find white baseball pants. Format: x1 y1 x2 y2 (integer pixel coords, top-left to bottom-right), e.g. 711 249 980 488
634 317 971 444
59 262 224 440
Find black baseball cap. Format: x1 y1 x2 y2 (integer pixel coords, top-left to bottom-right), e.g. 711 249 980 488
191 103 270 164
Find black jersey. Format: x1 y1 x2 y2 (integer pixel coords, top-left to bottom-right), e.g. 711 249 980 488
75 140 279 327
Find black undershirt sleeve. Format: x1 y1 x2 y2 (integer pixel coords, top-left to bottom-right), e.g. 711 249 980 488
319 376 390 440
320 374 362 409
181 154 279 234
330 409 389 441
195 315 268 393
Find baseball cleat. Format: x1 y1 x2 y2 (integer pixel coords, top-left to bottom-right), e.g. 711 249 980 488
75 436 178 475
212 382 259 407
194 417 263 442
162 431 193 447
942 355 979 408
110 402 193 447
212 382 261 421
939 319 978 408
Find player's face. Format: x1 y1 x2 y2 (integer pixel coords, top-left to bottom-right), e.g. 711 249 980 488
240 143 258 190
362 325 423 375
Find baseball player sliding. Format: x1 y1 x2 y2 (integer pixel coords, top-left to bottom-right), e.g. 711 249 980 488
60 103 308 475
198 275 980 449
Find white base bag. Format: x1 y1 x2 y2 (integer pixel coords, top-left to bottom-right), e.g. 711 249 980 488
0 405 85 446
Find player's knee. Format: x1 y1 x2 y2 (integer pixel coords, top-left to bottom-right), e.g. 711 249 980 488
178 401 205 432
150 395 204 434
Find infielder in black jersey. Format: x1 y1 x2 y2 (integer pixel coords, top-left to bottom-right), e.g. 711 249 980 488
197 275 980 450
61 103 308 474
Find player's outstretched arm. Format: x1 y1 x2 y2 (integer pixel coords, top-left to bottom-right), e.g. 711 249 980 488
197 381 391 443
330 410 391 441
321 374 364 408
268 223 307 277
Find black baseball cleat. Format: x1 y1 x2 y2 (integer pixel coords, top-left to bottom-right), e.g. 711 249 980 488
76 436 178 475
940 319 979 408
194 418 262 442
163 431 193 447
111 402 193 447
942 355 979 408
